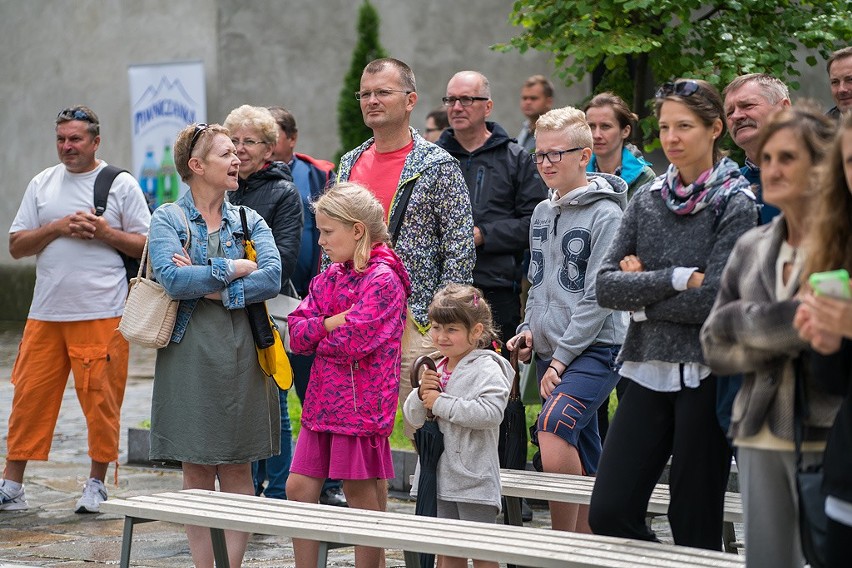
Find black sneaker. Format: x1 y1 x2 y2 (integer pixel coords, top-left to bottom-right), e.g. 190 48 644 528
319 486 348 507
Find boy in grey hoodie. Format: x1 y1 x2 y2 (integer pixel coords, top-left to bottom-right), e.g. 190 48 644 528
507 106 627 533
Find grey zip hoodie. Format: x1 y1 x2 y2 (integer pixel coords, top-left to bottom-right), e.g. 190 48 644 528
519 172 629 366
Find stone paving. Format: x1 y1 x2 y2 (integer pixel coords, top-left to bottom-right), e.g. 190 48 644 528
0 321 712 566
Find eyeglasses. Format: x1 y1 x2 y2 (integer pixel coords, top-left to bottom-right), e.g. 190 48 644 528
231 138 266 149
355 89 412 101
533 147 584 164
188 123 209 156
655 80 701 99
442 96 490 107
57 108 96 124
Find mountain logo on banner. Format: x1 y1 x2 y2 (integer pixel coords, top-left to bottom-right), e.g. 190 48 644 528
132 76 198 136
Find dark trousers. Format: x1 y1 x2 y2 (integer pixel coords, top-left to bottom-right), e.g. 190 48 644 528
589 376 732 550
827 515 852 567
479 286 520 358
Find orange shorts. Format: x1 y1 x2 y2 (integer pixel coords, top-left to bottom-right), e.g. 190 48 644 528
7 318 129 463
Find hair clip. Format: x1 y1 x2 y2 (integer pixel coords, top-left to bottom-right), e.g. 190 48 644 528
472 293 479 307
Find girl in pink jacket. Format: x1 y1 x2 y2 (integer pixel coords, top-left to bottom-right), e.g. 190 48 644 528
286 182 410 568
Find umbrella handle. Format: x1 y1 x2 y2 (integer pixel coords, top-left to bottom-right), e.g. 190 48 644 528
410 355 437 389
411 355 439 420
509 335 527 399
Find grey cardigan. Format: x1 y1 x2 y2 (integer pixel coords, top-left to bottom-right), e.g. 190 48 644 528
403 349 512 510
597 179 758 364
701 216 841 441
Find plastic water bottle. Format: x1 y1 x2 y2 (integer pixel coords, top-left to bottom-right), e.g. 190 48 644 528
139 148 159 210
157 144 180 204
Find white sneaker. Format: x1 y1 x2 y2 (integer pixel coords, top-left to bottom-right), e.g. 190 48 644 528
0 480 28 511
75 478 107 514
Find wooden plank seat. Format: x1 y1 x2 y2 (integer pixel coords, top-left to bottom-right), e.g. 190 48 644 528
101 488 744 568
499 469 743 553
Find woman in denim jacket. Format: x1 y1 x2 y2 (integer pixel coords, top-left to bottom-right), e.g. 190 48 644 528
147 123 282 568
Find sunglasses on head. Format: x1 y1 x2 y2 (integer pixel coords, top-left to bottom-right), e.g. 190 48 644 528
188 123 210 156
57 108 96 123
655 80 701 99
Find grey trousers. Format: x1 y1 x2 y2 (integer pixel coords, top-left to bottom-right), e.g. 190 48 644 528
738 445 823 568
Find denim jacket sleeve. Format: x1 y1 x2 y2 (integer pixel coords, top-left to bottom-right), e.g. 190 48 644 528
148 203 281 307
221 208 282 308
149 205 228 300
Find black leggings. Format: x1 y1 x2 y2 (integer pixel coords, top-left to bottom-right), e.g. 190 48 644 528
588 376 732 550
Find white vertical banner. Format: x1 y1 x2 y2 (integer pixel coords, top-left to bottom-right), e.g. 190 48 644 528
128 61 206 208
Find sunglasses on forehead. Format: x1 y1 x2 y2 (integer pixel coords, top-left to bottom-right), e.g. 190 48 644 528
655 80 701 99
188 123 210 155
57 108 96 123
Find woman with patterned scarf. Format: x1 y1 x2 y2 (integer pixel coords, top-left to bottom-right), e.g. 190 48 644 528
588 79 758 550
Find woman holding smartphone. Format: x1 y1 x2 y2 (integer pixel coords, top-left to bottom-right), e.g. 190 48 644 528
701 104 839 568
795 111 852 566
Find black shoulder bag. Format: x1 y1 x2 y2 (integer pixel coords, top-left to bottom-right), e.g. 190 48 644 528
239 207 275 349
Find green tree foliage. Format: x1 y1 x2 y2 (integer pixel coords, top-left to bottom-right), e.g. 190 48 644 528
500 0 851 143
337 0 388 161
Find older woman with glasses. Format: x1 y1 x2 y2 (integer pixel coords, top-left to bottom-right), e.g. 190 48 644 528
147 123 282 568
224 105 303 292
702 105 839 568
223 105 303 503
589 79 758 550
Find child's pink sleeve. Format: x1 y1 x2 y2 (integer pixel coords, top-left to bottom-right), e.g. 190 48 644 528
287 280 328 355
316 268 406 361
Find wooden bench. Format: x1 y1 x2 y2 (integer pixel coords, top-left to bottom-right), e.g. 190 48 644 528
102 488 744 568
499 469 743 553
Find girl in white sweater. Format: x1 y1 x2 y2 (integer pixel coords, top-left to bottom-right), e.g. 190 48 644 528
404 284 512 568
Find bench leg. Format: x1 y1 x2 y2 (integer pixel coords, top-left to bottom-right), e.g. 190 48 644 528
209 528 230 568
119 517 135 568
504 496 523 526
403 549 421 568
723 521 737 554
317 541 329 568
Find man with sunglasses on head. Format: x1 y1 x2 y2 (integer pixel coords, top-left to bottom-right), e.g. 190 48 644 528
336 58 475 513
1 106 150 514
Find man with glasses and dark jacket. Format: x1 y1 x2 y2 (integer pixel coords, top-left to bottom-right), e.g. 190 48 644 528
0 106 150 514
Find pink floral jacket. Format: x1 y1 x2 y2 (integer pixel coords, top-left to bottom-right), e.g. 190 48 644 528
288 244 411 437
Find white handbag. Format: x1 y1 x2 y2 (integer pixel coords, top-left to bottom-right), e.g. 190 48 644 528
265 281 302 352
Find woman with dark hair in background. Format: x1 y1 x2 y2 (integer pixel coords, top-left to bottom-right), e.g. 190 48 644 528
795 112 852 567
584 92 655 201
589 79 757 550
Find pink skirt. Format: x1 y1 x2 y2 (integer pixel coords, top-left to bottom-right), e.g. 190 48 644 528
290 427 395 480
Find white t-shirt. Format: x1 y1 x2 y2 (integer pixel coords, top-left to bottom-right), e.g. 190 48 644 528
9 161 151 321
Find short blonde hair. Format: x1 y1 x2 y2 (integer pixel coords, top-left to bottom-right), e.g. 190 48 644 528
312 182 390 272
223 105 279 146
535 106 592 149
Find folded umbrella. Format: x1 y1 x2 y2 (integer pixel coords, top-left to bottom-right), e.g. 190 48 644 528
410 355 443 568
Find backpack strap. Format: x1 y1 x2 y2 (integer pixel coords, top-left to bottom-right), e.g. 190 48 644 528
93 165 129 216
388 177 418 247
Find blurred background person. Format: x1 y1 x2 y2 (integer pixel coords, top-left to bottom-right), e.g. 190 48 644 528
702 104 839 568
795 112 852 567
423 108 449 143
517 74 555 153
